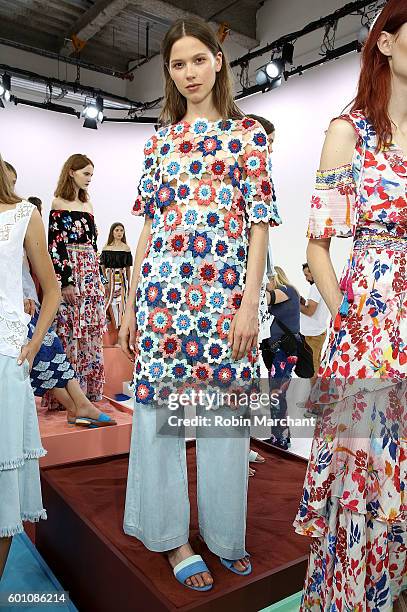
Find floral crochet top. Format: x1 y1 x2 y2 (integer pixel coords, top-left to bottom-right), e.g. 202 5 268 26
48 210 98 288
131 116 281 404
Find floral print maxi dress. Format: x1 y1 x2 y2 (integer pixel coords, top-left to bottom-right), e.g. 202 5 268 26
131 117 281 405
293 111 406 611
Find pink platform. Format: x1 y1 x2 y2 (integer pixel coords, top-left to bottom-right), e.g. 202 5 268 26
38 345 135 468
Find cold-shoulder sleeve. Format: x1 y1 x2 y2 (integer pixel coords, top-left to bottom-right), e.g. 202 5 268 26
307 164 356 239
48 210 74 288
132 134 161 219
241 121 282 228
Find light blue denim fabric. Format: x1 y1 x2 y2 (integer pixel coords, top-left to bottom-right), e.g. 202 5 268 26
124 402 250 559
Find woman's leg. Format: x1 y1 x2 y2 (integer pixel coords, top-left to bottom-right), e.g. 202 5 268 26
124 403 212 588
0 537 12 580
49 387 77 422
65 379 106 421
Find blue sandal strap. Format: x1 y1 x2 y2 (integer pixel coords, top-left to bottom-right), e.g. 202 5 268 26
174 555 211 587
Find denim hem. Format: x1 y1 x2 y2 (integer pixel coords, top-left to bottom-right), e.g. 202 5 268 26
200 529 247 560
123 524 189 553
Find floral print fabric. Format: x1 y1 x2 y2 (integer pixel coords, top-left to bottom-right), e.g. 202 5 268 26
294 111 407 611
132 117 281 404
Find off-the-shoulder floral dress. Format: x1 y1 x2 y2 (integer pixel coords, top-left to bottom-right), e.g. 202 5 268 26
293 111 406 611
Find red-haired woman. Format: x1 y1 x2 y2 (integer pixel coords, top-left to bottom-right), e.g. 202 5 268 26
294 1 406 609
48 155 113 426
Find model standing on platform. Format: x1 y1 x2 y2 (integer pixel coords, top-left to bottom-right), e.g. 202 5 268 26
0 156 60 579
293 2 406 609
48 155 107 414
100 223 133 330
119 17 280 591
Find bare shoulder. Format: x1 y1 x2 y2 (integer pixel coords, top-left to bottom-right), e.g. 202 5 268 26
319 118 358 171
123 244 131 252
51 197 66 210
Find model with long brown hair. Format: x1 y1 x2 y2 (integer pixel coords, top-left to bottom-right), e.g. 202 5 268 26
119 16 281 591
48 154 114 426
0 155 60 579
100 222 133 330
293 1 406 609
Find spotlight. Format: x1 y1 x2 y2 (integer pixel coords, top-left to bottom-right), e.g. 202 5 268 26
0 74 11 104
255 68 268 86
266 59 284 79
82 95 104 129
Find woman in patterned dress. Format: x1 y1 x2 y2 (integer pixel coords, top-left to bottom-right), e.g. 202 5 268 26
293 2 406 609
48 155 112 425
119 17 281 591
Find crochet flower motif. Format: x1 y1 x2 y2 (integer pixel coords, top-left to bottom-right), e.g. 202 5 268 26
135 379 155 404
140 334 158 354
216 314 233 339
192 362 213 382
160 141 174 157
147 359 167 380
210 159 227 179
156 184 175 208
185 284 206 311
136 307 148 328
236 245 246 262
182 335 204 361
204 341 226 363
207 288 227 313
228 138 242 155
194 181 215 206
198 261 218 285
211 239 229 260
178 139 194 155
224 212 243 239
163 286 184 308
188 159 206 179
218 263 240 290
179 261 194 280
213 364 236 386
171 361 192 380
189 231 212 258
152 236 164 254
250 202 270 222
243 149 266 177
145 282 162 307
141 261 152 278
206 211 219 228
157 260 174 280
174 312 193 335
238 365 252 381
216 185 233 209
242 117 256 131
197 135 223 156
166 160 181 177
163 206 182 231
144 135 157 155
196 315 213 337
257 178 273 198
177 183 190 201
159 334 181 358
148 307 173 334
169 232 188 256
192 119 209 135
171 121 189 139
253 131 267 147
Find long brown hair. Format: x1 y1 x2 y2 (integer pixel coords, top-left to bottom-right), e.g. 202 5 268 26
54 154 94 203
352 0 407 150
0 155 20 205
105 222 128 247
159 17 243 125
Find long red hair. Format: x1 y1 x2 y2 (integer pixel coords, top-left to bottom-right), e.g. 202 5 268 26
352 0 407 150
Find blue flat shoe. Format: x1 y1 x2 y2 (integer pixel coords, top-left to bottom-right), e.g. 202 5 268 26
173 555 213 591
220 555 252 576
74 413 117 428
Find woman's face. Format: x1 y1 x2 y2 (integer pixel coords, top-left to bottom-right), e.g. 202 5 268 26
113 225 124 240
379 22 407 80
168 36 222 109
70 164 93 191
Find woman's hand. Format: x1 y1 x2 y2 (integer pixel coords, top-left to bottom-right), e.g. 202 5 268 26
118 308 137 362
24 299 36 317
17 340 40 370
62 285 76 305
228 303 258 361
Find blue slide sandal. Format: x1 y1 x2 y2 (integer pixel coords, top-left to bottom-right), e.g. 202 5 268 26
74 413 117 428
219 555 252 576
173 555 213 591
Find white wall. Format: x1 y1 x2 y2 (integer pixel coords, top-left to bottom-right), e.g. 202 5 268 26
1 103 154 252
1 47 361 293
239 51 360 292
